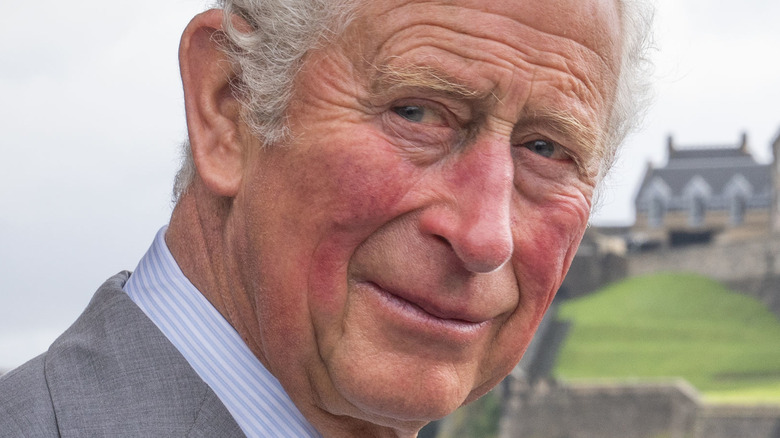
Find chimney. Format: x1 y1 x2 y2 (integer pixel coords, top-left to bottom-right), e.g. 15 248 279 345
667 134 675 158
740 131 748 153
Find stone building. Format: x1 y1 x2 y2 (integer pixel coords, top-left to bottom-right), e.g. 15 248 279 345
633 133 776 248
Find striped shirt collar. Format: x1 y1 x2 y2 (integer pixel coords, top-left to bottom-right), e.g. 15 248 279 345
123 227 320 437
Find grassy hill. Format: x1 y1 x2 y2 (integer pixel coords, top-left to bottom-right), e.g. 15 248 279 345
554 272 780 404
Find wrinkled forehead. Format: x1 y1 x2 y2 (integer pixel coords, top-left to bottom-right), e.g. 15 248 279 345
338 0 625 128
348 0 623 71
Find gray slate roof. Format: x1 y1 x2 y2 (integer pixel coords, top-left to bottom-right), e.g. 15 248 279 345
635 144 772 212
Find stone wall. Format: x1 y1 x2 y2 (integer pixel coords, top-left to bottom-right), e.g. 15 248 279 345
560 231 780 316
560 232 780 317
499 379 699 438
627 238 778 283
695 405 780 438
561 248 627 299
626 236 780 316
559 230 628 299
499 378 780 438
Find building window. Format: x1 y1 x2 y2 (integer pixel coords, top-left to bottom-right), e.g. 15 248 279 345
724 175 752 227
641 178 671 229
730 196 746 226
649 198 665 228
689 196 706 227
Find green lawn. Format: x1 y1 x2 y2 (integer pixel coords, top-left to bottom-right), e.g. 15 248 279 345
554 272 780 404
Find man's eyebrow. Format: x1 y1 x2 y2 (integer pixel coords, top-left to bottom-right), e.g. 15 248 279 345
370 63 485 100
519 107 603 174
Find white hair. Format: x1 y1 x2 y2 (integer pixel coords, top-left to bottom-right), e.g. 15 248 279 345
603 0 655 177
173 0 655 201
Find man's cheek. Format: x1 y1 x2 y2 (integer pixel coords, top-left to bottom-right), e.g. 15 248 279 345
512 199 588 294
307 141 420 229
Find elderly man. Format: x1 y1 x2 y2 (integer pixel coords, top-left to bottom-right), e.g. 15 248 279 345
0 0 651 436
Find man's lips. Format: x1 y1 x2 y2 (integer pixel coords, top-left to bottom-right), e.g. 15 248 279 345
364 280 491 329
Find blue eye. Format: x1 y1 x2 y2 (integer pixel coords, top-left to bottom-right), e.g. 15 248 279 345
393 105 426 123
525 139 558 158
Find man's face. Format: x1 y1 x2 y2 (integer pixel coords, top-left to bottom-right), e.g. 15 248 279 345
227 0 621 430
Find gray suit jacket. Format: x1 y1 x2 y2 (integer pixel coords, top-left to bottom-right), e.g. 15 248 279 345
0 272 245 437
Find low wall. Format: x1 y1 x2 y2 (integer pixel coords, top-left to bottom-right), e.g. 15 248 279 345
499 378 780 438
627 239 779 283
695 405 780 438
499 379 699 438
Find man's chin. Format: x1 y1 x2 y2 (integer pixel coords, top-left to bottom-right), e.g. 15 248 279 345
323 353 477 428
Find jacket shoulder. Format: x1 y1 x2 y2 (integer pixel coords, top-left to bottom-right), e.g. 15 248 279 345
0 272 244 437
0 354 59 437
46 272 244 436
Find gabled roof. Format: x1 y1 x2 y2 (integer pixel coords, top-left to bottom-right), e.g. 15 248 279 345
644 162 770 197
634 134 772 210
666 147 757 168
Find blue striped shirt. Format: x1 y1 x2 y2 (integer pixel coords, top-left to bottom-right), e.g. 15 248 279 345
123 227 320 437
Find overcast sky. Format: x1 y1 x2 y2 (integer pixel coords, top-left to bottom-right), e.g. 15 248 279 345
2 0 779 370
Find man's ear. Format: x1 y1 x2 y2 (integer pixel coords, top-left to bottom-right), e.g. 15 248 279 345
180 9 249 198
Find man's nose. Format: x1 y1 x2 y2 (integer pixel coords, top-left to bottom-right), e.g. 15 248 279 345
420 137 515 273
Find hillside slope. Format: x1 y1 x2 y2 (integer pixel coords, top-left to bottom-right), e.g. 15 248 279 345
554 272 780 403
